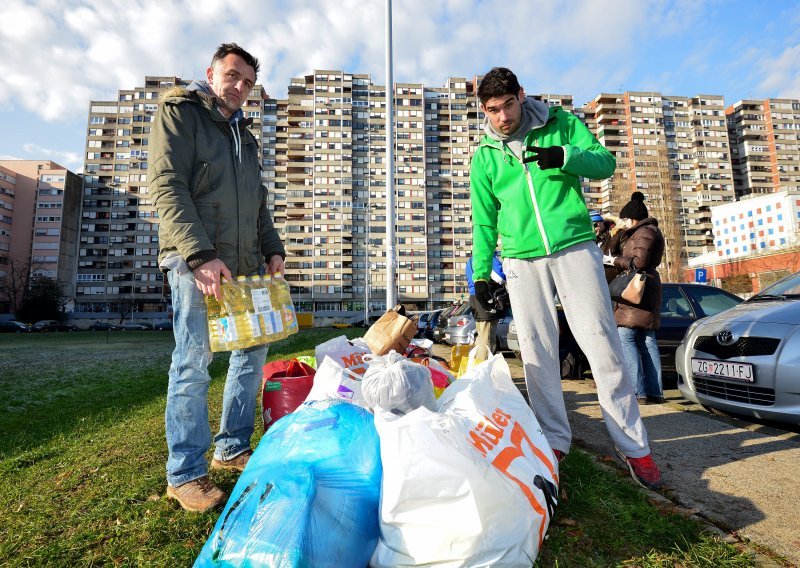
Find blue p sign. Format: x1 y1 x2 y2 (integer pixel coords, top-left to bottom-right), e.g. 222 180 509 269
695 268 707 283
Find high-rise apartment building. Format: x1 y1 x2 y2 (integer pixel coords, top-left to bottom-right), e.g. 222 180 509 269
78 70 784 316
0 160 82 313
726 98 800 199
275 71 481 314
580 92 735 281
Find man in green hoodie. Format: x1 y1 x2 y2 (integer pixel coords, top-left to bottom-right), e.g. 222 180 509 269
470 67 662 490
150 43 286 512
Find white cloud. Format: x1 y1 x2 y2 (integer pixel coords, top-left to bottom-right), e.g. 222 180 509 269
0 0 796 144
758 44 800 99
21 143 82 171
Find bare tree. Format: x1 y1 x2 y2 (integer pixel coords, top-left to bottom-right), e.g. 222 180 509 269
0 256 47 315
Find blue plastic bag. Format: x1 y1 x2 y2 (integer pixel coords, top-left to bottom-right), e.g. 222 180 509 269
194 400 382 567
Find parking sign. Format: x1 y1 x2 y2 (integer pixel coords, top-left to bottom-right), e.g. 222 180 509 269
695 268 707 283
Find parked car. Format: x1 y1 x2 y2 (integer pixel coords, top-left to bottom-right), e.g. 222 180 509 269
443 304 475 345
0 320 31 333
32 320 78 332
119 322 151 331
89 322 120 331
443 307 514 351
422 309 442 341
414 310 438 338
432 304 462 344
508 282 743 383
676 270 800 425
153 319 173 331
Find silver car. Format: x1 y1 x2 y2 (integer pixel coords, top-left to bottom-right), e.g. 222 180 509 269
676 271 800 425
445 306 513 351
443 304 475 345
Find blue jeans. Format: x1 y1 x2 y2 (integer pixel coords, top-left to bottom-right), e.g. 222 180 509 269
165 267 267 487
617 327 662 399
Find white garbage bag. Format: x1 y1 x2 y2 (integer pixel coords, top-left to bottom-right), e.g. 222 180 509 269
371 354 559 568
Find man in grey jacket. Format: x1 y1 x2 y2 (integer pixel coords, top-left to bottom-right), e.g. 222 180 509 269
150 43 285 512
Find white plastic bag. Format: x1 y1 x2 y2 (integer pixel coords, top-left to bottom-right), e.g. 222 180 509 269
315 335 371 379
371 354 559 568
361 352 436 416
304 356 366 407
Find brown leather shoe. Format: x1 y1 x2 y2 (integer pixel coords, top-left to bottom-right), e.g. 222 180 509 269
166 476 227 512
210 449 253 472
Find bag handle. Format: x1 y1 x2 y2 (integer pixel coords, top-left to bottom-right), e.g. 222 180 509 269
286 358 312 377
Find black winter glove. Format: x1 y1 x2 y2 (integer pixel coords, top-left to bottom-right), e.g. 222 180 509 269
473 280 496 314
523 145 564 169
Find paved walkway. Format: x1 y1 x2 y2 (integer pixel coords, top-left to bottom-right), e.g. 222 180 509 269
431 344 800 567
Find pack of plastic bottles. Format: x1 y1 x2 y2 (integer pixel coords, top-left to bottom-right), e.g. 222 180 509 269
206 273 299 352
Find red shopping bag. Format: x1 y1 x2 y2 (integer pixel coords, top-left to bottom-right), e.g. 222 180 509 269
262 359 316 431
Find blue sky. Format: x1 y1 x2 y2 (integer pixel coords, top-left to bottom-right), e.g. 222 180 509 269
1 0 799 173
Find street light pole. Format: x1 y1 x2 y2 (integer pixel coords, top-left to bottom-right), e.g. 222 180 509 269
385 0 396 309
364 203 371 324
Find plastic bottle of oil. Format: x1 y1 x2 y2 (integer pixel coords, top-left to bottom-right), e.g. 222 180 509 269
250 274 280 342
206 278 242 351
206 292 225 352
272 273 299 338
261 274 286 340
235 275 264 347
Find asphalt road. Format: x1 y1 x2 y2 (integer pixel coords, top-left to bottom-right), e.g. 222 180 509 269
431 343 800 566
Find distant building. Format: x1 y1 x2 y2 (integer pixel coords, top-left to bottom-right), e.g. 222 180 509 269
0 160 82 314
579 92 735 281
687 191 800 292
726 98 800 199
72 74 800 312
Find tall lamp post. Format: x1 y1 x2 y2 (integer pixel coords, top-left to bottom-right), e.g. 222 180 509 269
364 203 372 325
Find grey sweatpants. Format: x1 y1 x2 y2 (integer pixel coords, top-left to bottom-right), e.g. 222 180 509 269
503 241 650 458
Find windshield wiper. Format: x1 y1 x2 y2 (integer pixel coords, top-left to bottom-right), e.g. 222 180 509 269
748 294 787 302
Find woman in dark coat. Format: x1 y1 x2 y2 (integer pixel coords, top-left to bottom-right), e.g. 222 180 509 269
608 192 666 403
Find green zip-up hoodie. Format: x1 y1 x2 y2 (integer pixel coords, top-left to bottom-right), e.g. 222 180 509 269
470 103 615 280
149 82 285 277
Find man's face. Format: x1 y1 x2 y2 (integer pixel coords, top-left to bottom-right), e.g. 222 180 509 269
481 89 525 135
206 54 256 118
593 221 606 237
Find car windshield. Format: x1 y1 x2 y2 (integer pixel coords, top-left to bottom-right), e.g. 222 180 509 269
748 271 800 301
684 286 742 316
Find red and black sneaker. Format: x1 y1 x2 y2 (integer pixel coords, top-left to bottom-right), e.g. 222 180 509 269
617 449 663 490
553 449 566 463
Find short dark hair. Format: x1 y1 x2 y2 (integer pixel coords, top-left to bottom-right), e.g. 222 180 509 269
477 67 521 103
211 43 260 80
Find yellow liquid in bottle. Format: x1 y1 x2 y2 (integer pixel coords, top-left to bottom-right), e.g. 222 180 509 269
273 273 298 337
206 293 224 352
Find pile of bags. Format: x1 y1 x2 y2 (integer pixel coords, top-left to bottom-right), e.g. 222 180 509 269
194 307 559 568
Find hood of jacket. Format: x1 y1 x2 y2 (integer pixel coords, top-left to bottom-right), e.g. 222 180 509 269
483 97 550 158
160 80 247 126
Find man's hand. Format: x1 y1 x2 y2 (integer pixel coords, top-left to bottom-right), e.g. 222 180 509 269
474 280 496 314
523 146 565 170
265 254 285 276
193 259 232 301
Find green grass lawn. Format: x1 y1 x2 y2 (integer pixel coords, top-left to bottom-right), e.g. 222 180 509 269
0 330 761 567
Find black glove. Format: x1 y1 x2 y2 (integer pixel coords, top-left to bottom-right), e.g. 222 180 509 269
523 145 564 169
473 280 496 314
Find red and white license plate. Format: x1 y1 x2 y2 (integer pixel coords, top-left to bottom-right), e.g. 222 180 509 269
691 358 754 382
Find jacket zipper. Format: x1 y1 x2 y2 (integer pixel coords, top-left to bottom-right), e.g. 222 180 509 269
522 153 552 256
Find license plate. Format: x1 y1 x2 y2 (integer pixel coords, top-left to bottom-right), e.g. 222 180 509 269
691 358 754 382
